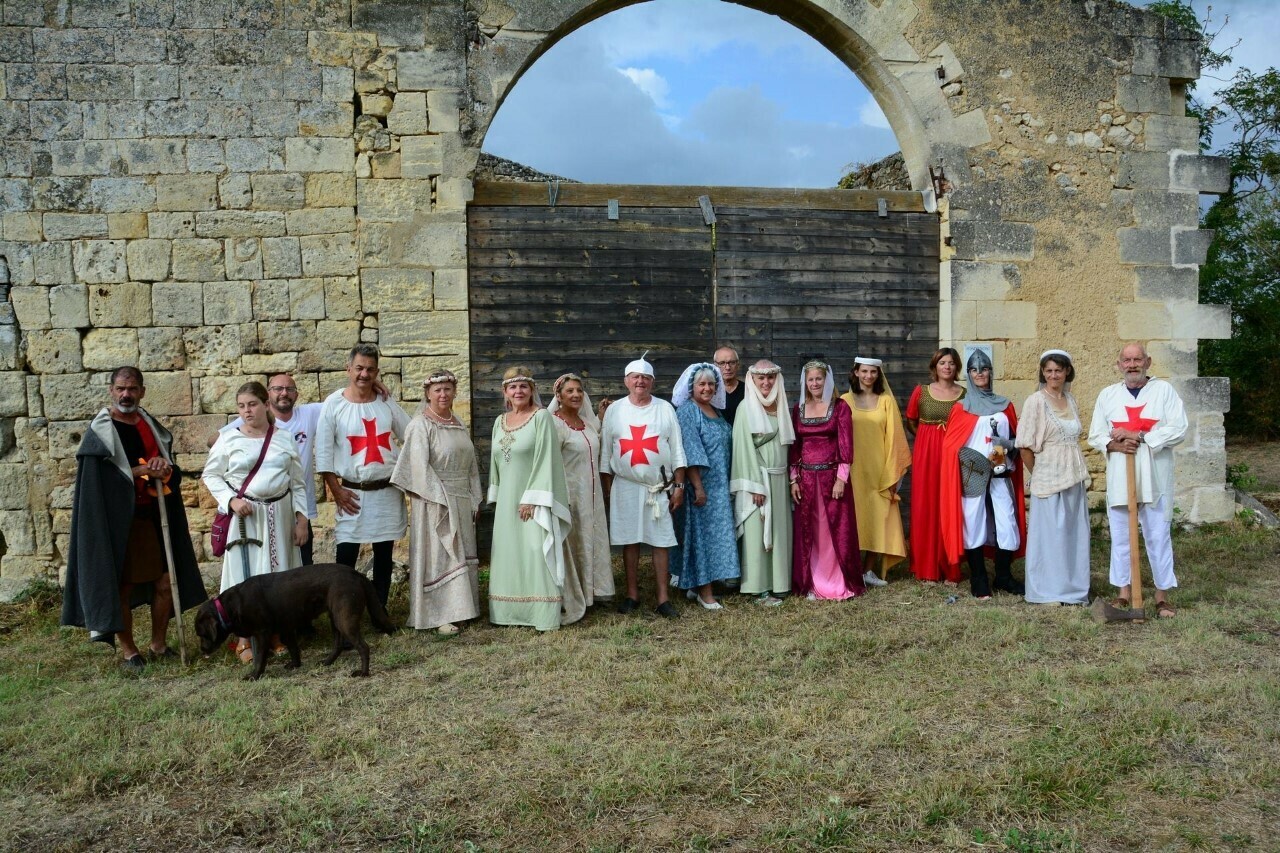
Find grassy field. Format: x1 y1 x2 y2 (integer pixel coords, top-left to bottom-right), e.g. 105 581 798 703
1 519 1278 853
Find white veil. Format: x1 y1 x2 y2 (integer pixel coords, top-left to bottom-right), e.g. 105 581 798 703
672 362 726 409
742 362 794 445
547 373 599 431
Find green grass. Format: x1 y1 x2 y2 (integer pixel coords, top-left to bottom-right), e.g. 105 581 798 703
1 522 1278 851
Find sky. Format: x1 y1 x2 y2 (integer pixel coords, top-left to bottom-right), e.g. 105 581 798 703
481 0 1278 189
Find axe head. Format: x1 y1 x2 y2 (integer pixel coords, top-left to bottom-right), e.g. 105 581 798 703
1091 597 1146 624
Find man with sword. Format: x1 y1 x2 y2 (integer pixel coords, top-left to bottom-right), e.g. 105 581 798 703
1088 343 1188 619
62 367 207 670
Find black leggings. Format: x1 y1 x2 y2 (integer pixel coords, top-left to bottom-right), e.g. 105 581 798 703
335 540 394 606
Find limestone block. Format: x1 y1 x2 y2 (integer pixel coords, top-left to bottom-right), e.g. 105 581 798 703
3 213 43 242
286 207 356 235
138 326 186 371
204 281 253 325
142 371 193 416
361 94 393 117
285 137 354 173
1116 75 1172 116
379 310 467 356
1173 227 1214 266
26 329 82 373
306 173 356 207
0 371 26 416
1144 340 1197 377
49 141 114 177
0 556 53 584
315 320 361 349
289 278 326 320
47 421 87 459
171 238 224 281
6 63 67 100
1185 485 1234 523
2 244 35 286
219 173 253 209
241 352 299 377
82 101 146 139
88 281 151 327
149 212 195 239
107 213 148 239
400 135 442 178
1171 153 1230 194
1116 227 1171 265
369 153 401 180
387 92 428 135
1171 303 1230 341
225 137 285 173
166 414 228 455
65 63 132 101
1131 190 1199 229
946 260 1019 301
206 240 249 288
401 217 467 268
41 373 106 420
194 211 286 239
356 178 431 222
33 241 73 285
300 233 357 276
183 324 242 376
435 178 473 211
256 320 316 354
90 178 155 214
82 327 139 371
308 30 376 66
427 89 462 134
119 139 186 175
974 300 1036 339
324 276 361 320
398 48 462 90
1143 115 1200 152
250 279 290 321
361 267 432 313
1116 302 1173 340
126 239 171 282
156 174 218 211
50 284 90 328
431 268 466 310
320 66 354 103
948 221 1034 262
73 241 129 284
152 282 204 326
135 64 179 99
261 237 302 279
251 173 306 210
185 139 226 175
297 102 354 137
43 213 108 241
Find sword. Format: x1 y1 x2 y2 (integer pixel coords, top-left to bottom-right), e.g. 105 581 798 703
228 511 263 660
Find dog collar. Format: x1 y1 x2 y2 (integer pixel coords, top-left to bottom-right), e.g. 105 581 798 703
212 596 232 631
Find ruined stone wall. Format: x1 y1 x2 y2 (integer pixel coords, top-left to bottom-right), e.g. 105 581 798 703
0 0 1235 596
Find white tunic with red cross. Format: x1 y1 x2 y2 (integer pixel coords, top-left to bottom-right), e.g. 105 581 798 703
315 390 411 543
600 396 688 546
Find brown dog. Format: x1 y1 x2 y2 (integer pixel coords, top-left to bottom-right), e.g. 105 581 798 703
194 563 396 680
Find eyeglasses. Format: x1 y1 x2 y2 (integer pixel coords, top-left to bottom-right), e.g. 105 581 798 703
268 386 298 393
714 360 739 366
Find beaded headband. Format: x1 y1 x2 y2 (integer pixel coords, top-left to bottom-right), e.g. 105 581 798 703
423 372 456 386
502 375 536 387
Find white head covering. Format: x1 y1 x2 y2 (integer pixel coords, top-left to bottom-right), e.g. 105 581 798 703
1037 349 1074 391
671 362 726 409
624 350 655 378
852 355 896 399
501 372 542 410
799 360 834 405
547 373 599 431
743 362 794 445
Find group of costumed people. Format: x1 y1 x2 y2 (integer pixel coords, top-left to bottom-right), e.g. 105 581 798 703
62 340 1189 669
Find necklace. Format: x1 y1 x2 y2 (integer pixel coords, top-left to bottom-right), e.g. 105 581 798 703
555 410 584 430
1045 389 1065 401
424 407 456 425
498 410 534 462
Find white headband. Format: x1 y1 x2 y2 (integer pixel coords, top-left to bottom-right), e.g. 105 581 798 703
1039 349 1072 363
854 357 883 367
502 375 535 387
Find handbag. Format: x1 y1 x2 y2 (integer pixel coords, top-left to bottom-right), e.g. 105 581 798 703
210 424 275 557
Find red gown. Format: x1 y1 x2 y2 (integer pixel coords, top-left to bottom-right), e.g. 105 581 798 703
938 403 1027 566
905 385 963 582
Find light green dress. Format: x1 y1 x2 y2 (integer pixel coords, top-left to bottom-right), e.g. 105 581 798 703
730 412 792 595
487 408 572 631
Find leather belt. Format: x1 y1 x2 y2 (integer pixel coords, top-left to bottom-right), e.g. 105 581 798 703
341 477 392 491
800 463 834 471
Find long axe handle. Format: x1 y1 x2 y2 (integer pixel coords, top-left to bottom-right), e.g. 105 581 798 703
1126 452 1143 610
153 484 187 666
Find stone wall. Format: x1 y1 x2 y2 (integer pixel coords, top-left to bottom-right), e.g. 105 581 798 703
0 0 1235 596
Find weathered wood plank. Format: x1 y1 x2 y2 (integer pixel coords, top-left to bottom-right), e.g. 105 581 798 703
472 182 929 212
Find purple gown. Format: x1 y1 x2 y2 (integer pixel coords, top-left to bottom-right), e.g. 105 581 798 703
789 399 864 599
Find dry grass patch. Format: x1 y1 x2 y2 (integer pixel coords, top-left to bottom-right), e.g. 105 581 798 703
2 522 1278 852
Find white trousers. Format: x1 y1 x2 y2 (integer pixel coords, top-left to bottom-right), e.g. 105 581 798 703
962 476 1020 551
1107 495 1177 590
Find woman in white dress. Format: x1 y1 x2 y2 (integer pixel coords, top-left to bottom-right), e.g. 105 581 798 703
391 368 484 634
203 381 308 659
1016 350 1091 605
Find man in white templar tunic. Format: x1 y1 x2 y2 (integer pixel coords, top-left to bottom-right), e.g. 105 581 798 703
600 354 687 618
1087 342 1188 618
315 344 411 607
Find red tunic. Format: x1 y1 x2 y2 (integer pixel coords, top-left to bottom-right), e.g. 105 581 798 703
938 403 1027 566
905 385 962 582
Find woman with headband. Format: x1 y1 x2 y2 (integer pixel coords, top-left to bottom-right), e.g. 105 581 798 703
670 362 740 609
549 373 613 609
391 368 483 634
842 357 911 586
905 348 965 583
788 360 865 600
730 360 794 605
939 349 1027 599
487 366 574 631
1015 350 1091 605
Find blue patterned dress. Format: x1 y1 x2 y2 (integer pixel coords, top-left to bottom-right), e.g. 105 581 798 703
672 401 741 589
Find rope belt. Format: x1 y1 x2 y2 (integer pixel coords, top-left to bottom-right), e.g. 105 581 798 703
341 477 393 491
645 481 669 519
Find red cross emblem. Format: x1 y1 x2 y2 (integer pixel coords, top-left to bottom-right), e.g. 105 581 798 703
618 425 660 466
1112 404 1159 435
348 418 391 464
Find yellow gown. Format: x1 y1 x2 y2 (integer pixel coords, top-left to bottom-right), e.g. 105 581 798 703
841 391 911 570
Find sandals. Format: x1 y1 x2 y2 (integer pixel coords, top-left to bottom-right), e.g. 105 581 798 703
235 638 254 664
1155 600 1177 619
1114 597 1131 609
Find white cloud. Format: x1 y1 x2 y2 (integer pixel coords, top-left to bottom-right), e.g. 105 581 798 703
858 99 891 130
618 67 671 109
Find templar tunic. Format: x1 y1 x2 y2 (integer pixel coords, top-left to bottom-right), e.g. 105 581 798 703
203 427 307 592
314 390 410 544
391 414 483 630
729 411 792 595
905 384 965 581
553 413 614 601
842 391 910 569
939 404 1027 564
600 397 687 547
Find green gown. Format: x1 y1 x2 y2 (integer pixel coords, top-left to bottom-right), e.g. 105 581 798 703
730 412 793 595
487 408 572 631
